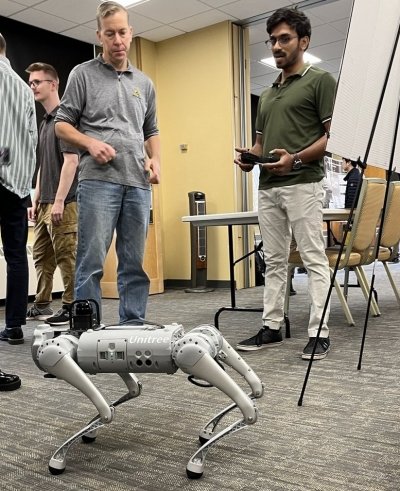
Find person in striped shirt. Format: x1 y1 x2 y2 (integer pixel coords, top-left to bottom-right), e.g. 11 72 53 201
0 33 37 346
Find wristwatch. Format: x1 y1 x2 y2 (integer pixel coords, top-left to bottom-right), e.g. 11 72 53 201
292 153 303 170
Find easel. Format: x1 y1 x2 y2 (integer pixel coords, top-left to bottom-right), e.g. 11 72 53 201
298 3 400 405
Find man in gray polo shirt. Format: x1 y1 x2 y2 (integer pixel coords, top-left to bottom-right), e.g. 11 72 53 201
235 7 336 360
55 1 160 324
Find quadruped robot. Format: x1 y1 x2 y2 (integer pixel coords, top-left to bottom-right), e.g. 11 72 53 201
32 300 264 479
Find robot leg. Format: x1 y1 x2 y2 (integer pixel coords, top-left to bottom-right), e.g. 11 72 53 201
37 335 114 424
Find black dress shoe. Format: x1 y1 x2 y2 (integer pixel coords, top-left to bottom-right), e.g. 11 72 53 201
0 327 24 345
0 370 21 391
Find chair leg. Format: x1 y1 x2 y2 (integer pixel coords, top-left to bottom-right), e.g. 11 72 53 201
333 273 355 326
383 262 400 307
343 267 350 300
284 266 294 318
282 267 296 338
355 266 381 317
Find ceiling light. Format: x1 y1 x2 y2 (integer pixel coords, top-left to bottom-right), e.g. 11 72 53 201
104 0 150 7
259 52 322 70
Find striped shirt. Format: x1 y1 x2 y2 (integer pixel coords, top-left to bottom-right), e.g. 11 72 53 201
0 55 37 198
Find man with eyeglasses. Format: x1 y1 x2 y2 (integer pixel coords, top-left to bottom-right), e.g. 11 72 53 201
25 63 79 326
235 7 336 360
0 33 37 350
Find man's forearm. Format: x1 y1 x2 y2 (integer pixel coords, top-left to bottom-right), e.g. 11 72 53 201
295 134 328 164
55 122 91 152
293 121 331 164
54 154 79 203
145 135 161 162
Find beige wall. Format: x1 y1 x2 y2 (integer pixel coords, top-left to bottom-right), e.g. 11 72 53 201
138 22 242 284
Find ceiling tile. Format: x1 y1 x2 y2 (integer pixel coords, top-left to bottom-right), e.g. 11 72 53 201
308 0 353 23
61 25 97 45
130 0 211 24
248 23 266 44
83 19 97 30
7 0 45 6
139 24 185 43
11 7 75 32
128 12 164 35
250 42 268 62
199 0 238 7
171 9 234 33
34 0 99 24
0 0 26 15
311 39 346 62
330 18 350 34
219 0 292 20
310 23 346 47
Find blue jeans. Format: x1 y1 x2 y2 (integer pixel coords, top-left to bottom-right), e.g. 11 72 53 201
75 180 151 323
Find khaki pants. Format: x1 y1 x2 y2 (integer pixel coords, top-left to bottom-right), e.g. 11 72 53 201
33 202 77 306
258 182 330 338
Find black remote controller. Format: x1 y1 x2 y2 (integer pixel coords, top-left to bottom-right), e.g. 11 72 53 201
240 152 279 165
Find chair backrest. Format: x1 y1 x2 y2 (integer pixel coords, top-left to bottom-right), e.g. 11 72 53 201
343 178 386 260
380 181 400 248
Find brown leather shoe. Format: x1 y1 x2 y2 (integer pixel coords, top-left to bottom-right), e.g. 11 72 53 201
0 370 21 391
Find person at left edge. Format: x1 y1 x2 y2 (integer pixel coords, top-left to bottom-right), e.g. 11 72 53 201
0 33 37 346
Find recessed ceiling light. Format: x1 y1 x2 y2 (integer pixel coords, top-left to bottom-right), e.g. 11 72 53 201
259 52 322 70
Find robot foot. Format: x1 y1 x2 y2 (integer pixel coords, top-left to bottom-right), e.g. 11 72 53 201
198 394 256 444
49 384 140 475
187 418 248 479
49 417 106 475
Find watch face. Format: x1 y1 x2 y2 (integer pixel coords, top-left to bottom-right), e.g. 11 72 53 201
293 160 302 170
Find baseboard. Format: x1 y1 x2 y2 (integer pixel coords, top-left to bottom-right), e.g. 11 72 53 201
164 279 232 290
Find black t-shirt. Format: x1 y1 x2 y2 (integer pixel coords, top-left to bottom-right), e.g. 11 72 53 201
38 106 78 204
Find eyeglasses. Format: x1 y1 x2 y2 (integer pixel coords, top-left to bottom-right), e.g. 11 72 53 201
28 79 54 88
265 35 299 49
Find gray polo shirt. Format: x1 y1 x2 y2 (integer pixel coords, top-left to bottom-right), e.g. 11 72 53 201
55 55 159 190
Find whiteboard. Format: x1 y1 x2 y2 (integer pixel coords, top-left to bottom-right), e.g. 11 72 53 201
326 0 400 171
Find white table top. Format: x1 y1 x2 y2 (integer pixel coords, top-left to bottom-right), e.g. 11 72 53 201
182 209 350 227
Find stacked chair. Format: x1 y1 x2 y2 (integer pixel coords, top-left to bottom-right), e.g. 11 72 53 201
286 178 386 327
355 180 400 307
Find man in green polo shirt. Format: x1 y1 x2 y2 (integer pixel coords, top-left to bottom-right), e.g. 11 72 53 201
235 7 336 360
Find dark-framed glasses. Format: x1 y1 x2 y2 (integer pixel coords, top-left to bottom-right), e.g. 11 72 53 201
265 35 298 49
28 79 54 88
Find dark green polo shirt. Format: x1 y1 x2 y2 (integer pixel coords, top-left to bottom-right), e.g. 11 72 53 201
255 64 336 190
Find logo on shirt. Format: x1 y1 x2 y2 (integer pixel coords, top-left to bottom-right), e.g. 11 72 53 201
132 88 141 98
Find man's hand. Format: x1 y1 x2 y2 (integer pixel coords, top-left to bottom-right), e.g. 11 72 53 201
28 202 38 222
234 147 255 173
145 158 160 184
51 201 64 226
262 148 293 175
87 138 116 164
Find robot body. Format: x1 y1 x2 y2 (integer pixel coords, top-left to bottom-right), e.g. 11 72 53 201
32 309 264 479
78 323 183 374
